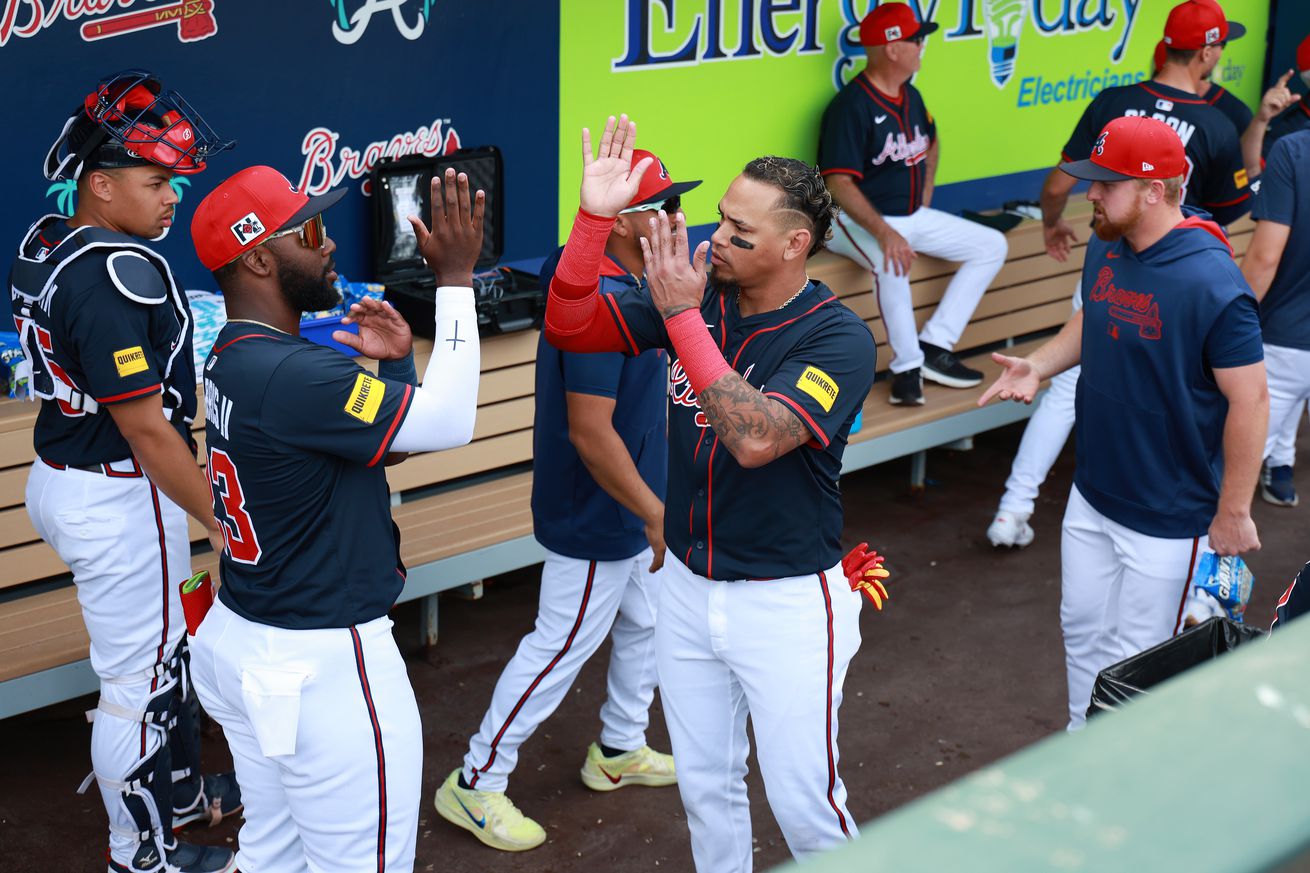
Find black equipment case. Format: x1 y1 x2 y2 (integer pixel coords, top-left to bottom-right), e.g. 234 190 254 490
370 146 543 337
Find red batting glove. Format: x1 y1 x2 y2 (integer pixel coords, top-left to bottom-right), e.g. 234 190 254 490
842 542 891 611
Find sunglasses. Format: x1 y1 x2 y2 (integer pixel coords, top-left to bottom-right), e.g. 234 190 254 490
264 213 327 251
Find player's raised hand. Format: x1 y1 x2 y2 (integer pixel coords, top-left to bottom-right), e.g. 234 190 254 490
410 167 485 288
580 115 654 218
1257 69 1298 122
1044 219 1078 262
641 210 709 319
334 297 414 362
978 352 1041 406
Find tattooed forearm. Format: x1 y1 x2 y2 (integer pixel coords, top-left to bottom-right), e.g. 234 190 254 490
696 372 811 467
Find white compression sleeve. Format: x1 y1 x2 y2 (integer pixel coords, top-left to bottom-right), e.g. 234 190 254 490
390 286 480 452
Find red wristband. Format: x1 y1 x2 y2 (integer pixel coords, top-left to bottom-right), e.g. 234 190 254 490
555 209 617 294
665 309 732 394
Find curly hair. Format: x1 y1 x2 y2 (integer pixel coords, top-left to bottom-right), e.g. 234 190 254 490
741 156 835 256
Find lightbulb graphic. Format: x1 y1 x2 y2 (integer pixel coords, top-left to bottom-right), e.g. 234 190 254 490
982 0 1026 88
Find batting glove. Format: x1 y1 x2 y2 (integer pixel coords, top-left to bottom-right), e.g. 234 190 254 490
842 542 890 610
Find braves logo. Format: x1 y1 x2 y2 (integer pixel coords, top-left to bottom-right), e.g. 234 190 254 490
298 118 462 196
1 0 221 47
329 0 431 45
1089 265 1162 340
1093 131 1107 156
669 359 710 429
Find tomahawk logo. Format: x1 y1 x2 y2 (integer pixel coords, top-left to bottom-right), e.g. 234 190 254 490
229 213 265 245
0 0 221 47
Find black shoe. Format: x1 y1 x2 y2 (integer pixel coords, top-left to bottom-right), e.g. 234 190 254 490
920 343 983 388
889 368 925 406
108 839 236 872
174 772 243 829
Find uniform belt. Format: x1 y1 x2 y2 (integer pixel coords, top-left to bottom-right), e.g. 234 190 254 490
41 456 143 478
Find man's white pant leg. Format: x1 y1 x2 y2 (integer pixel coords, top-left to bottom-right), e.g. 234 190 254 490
999 366 1079 516
829 211 921 373
1060 487 1124 731
1109 521 1205 655
598 550 661 752
727 566 861 861
656 557 752 873
1262 343 1310 468
464 551 630 792
909 208 1007 351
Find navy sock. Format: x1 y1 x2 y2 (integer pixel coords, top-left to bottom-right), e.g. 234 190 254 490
599 744 630 758
457 773 472 790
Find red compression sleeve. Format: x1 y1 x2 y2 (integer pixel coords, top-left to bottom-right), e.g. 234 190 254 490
544 209 629 352
665 309 732 393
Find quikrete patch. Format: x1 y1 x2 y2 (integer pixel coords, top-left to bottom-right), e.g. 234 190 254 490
113 346 148 377
344 373 385 423
796 365 838 412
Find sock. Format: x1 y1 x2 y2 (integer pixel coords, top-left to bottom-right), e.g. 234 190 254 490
458 773 472 790
600 744 630 758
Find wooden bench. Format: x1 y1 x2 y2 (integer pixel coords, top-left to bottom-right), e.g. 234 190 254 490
0 210 1256 719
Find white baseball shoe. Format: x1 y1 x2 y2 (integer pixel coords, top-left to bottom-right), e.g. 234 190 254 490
987 512 1034 548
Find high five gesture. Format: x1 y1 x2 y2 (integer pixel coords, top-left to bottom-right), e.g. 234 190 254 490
579 114 654 217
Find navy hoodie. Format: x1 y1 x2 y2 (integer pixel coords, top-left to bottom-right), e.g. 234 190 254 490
1074 213 1263 539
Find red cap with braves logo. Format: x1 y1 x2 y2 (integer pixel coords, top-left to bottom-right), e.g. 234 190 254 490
1163 0 1245 50
1059 116 1188 183
859 2 939 47
191 165 346 270
620 148 702 212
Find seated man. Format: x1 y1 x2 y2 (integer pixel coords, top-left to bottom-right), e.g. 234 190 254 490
820 2 1007 405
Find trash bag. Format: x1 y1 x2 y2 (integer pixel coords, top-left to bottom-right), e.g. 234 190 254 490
1087 617 1264 720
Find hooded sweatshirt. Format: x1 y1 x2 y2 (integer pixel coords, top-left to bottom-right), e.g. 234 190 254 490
1074 213 1263 539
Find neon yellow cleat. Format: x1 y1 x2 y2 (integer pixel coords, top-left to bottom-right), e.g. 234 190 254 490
433 769 546 852
579 743 677 792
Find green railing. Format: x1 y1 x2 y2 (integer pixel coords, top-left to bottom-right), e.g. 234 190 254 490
776 617 1310 873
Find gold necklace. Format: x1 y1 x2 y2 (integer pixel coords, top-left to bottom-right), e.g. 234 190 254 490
227 318 290 334
739 278 810 313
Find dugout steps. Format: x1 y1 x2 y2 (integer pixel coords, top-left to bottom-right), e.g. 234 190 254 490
0 208 1256 719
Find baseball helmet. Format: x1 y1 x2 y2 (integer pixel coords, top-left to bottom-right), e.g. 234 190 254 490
44 69 235 181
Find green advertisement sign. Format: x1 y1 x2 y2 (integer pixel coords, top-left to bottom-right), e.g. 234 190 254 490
558 0 1270 237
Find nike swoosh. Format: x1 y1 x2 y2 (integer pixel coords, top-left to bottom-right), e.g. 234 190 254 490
875 114 888 123
455 795 486 828
599 766 623 785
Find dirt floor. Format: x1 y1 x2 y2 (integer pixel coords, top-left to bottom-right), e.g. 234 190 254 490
3 421 1305 873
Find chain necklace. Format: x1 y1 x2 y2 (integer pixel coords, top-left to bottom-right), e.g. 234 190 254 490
738 278 810 313
227 318 290 334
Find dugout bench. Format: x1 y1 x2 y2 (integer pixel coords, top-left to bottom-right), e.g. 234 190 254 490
0 210 1257 720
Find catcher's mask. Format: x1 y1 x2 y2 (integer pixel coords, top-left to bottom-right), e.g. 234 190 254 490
44 69 235 182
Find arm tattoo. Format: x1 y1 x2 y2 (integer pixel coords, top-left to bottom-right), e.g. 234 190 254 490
696 372 811 464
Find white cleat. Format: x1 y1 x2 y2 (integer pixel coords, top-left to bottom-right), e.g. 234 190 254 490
987 512 1034 548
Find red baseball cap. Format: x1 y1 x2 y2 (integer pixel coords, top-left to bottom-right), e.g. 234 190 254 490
1163 0 1244 50
1060 116 1188 183
859 2 939 47
620 149 701 212
192 166 346 270
1297 33 1310 73
1153 39 1167 74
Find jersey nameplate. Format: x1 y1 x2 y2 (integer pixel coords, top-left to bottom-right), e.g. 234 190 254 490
114 346 148 377
797 365 838 412
345 373 385 423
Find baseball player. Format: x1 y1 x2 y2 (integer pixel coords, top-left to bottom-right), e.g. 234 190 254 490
1152 37 1251 133
987 0 1253 547
981 115 1268 730
434 149 695 852
1272 561 1310 630
545 116 875 872
1256 35 1310 160
1240 130 1310 507
186 165 483 872
820 2 1007 406
10 70 240 873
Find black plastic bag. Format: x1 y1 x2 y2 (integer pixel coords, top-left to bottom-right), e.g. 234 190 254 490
1086 617 1264 720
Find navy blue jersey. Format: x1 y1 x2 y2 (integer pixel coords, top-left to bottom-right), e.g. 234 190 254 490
1204 83 1253 136
1074 218 1263 539
1251 130 1310 351
1262 95 1310 158
532 251 668 561
203 324 415 629
819 76 936 216
9 217 195 465
1063 81 1250 223
1272 561 1310 631
597 279 875 580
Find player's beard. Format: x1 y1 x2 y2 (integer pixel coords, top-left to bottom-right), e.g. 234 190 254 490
1092 197 1146 243
277 257 340 314
708 273 741 304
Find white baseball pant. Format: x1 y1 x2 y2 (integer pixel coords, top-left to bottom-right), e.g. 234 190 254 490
1060 486 1206 731
463 548 661 791
190 597 423 873
998 290 1083 517
1262 343 1310 468
655 555 861 873
26 458 189 867
827 206 1007 374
